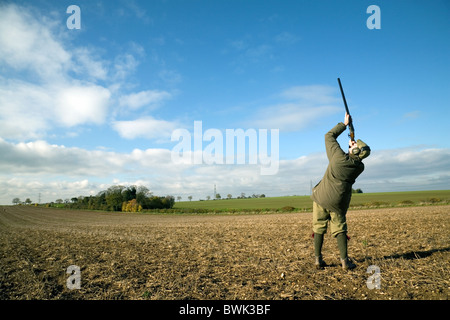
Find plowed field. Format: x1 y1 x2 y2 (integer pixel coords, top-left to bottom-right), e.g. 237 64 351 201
0 205 448 300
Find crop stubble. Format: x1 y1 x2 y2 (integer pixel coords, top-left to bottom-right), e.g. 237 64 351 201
0 205 448 300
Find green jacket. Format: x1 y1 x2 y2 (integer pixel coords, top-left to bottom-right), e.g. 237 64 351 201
311 122 364 215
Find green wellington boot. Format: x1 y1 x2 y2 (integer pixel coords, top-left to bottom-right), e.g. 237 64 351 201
340 257 356 270
315 255 327 270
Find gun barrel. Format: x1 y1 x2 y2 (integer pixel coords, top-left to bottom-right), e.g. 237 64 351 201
337 78 350 114
337 78 355 141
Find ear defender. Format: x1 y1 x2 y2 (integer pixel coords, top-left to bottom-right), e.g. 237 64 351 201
356 139 371 160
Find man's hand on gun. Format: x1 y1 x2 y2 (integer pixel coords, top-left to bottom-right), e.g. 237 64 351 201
344 113 351 127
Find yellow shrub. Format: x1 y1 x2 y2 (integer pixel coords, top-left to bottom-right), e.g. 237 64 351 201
122 199 141 212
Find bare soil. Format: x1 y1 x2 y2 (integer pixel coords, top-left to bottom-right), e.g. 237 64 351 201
0 205 448 300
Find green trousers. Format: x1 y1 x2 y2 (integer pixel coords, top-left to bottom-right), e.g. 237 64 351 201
312 201 347 237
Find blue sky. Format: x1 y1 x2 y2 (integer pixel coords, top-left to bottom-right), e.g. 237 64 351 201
0 0 449 204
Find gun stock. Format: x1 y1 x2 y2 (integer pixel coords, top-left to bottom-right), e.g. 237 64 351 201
337 78 355 142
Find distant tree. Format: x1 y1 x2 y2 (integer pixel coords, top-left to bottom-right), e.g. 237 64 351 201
79 196 88 208
177 196 182 201
122 185 137 202
188 196 193 201
140 195 175 209
206 195 211 201
215 193 221 200
260 194 266 198
49 184 173 212
136 186 152 207
95 191 107 210
227 194 232 199
25 198 32 205
12 198 20 205
105 185 125 211
162 195 175 208
87 196 95 209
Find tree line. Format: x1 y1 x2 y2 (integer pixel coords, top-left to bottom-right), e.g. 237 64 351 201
180 193 266 202
45 185 175 212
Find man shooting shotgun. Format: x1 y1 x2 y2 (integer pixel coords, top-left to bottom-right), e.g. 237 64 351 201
310 78 371 270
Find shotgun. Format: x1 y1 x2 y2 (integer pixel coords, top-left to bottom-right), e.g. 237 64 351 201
337 78 355 142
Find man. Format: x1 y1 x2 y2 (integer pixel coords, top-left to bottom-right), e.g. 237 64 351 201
311 113 370 270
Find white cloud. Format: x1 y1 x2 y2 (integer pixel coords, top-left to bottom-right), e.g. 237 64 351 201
0 3 162 140
0 3 116 139
0 78 53 139
252 103 339 132
0 138 122 176
0 3 182 144
119 90 171 110
0 4 70 82
362 147 450 181
280 85 339 104
0 78 112 138
112 117 179 141
0 177 100 204
249 85 341 131
56 85 111 127
72 47 109 81
0 5 109 84
113 53 139 80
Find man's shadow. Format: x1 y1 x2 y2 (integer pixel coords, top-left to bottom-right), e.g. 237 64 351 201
358 247 450 263
382 247 450 260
